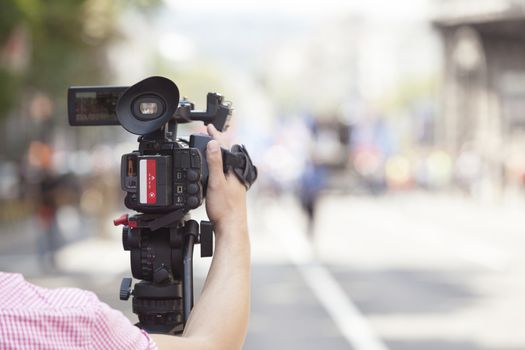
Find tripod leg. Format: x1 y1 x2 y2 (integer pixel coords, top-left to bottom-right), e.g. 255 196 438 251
183 220 198 323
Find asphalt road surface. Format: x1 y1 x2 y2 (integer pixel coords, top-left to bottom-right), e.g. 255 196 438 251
2 192 525 350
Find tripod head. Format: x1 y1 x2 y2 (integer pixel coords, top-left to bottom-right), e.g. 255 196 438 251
114 214 212 334
68 76 257 334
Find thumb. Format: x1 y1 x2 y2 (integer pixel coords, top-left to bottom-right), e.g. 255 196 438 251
206 140 226 187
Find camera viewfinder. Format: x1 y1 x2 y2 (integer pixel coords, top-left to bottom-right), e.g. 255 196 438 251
140 102 158 115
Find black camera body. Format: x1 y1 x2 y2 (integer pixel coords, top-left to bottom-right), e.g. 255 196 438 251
68 76 237 216
121 135 212 214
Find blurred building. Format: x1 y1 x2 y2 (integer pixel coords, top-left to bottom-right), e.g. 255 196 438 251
434 0 525 193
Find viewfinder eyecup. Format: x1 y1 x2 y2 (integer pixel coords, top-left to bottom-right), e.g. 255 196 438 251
117 76 180 135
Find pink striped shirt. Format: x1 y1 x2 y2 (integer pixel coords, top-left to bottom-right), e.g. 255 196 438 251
0 272 157 350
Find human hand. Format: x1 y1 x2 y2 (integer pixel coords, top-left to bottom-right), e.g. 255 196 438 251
205 124 247 234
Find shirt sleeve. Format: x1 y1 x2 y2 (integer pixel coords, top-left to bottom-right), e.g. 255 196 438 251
91 301 158 350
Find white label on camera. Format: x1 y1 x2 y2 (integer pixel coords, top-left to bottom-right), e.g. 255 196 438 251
140 159 147 204
139 159 157 204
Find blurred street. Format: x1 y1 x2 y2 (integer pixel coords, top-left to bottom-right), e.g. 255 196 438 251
2 191 525 350
3 1 525 348
248 192 525 350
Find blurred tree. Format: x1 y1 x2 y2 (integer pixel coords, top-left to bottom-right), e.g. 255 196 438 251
0 1 24 120
0 0 160 156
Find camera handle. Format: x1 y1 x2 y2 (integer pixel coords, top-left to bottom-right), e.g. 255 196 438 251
175 93 232 132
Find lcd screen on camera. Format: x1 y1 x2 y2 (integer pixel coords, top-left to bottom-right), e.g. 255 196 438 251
68 86 127 126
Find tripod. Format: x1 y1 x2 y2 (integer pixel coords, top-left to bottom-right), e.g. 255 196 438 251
115 213 213 335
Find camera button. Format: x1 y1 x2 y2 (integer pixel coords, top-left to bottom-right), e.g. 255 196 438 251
187 196 200 209
187 184 199 194
186 170 199 182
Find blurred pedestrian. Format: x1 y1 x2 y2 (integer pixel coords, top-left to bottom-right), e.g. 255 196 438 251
27 141 61 271
298 159 327 238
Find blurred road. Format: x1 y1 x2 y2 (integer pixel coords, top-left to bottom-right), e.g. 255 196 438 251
249 192 525 350
1 192 525 350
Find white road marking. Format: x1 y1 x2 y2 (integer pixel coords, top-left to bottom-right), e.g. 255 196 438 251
269 204 389 350
298 261 389 350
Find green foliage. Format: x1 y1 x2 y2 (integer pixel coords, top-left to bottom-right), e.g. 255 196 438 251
0 0 160 159
0 2 23 44
0 69 19 120
0 1 98 120
0 2 25 117
0 0 162 121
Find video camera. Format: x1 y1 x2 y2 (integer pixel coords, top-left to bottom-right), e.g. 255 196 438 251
68 76 257 334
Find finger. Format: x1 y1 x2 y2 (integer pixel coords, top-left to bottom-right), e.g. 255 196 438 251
206 139 226 187
207 124 221 139
207 124 227 147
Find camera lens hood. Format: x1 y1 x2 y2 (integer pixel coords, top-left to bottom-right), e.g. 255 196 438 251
117 76 180 135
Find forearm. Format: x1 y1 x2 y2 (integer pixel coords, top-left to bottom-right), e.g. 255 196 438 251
181 220 251 350
150 132 252 350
